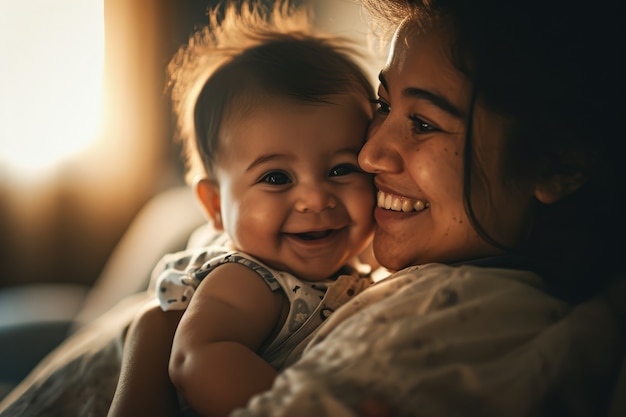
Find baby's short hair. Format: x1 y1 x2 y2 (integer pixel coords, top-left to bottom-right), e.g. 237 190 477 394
168 1 374 182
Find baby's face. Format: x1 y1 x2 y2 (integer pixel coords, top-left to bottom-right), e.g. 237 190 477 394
212 94 375 281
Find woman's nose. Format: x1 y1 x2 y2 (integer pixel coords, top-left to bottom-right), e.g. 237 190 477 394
294 183 337 213
358 124 402 174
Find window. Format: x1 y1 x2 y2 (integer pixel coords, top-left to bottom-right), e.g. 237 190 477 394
0 0 104 173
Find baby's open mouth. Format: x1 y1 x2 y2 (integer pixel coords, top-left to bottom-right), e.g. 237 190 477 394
294 230 334 240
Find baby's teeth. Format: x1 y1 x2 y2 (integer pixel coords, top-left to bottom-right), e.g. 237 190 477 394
401 199 413 212
414 200 426 211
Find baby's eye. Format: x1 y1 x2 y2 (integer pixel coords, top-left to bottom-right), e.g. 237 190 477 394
371 98 390 115
409 115 438 134
260 171 291 185
330 164 359 177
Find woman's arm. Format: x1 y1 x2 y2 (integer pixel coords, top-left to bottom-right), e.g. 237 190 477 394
107 299 184 417
170 262 284 417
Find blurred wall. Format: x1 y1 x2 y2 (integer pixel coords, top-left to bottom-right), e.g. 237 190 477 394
0 0 214 288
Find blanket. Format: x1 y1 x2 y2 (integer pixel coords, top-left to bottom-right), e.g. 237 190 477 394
0 265 623 417
233 264 624 417
0 293 149 417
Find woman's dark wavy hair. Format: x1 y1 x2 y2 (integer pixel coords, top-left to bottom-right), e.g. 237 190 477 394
362 0 626 302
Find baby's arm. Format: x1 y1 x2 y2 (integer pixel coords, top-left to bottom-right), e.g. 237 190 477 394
170 262 284 417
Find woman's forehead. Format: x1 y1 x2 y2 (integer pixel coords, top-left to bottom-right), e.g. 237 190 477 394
389 18 452 63
385 19 420 69
383 21 471 115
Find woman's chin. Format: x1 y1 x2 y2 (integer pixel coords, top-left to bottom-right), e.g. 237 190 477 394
372 236 414 272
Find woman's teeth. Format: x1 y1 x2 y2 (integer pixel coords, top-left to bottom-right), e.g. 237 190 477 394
377 191 429 212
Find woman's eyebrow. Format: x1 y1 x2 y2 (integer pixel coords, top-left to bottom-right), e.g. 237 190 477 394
378 71 464 119
378 71 390 92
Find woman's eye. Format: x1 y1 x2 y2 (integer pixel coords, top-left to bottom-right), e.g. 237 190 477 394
371 98 390 115
409 115 438 134
260 171 290 185
330 164 358 177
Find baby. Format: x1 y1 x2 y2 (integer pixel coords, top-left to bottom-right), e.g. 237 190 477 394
108 2 378 416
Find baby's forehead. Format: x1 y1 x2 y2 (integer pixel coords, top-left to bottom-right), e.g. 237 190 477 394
214 94 367 163
222 90 370 128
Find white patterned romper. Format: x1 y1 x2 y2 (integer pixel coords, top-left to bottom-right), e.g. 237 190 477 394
155 245 373 370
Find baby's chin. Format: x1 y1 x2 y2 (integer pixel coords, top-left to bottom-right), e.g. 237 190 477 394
258 252 354 282
285 266 345 282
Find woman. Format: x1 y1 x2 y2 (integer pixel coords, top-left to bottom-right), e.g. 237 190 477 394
229 0 625 416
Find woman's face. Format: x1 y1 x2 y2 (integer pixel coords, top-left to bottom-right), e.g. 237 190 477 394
359 21 538 271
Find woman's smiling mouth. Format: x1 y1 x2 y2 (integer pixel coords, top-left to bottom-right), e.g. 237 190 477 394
377 191 429 212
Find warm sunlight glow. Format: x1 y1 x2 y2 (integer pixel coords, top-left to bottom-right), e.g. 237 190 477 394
0 0 104 173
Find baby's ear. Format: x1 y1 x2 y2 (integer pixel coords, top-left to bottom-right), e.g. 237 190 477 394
194 178 223 230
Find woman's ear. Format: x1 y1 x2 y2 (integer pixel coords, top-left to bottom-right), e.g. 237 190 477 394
534 172 587 204
534 147 592 204
194 178 223 231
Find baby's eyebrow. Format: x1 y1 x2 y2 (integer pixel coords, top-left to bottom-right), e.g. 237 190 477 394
335 147 360 156
246 153 288 172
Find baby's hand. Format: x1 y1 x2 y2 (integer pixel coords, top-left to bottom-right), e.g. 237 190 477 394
156 270 199 311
